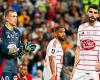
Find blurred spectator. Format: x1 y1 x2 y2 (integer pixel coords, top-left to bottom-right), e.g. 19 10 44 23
17 22 26 35
10 0 20 12
31 13 42 30
82 0 100 12
0 1 8 12
27 4 34 21
17 64 34 80
46 4 56 20
18 9 30 25
47 0 57 8
34 69 43 80
31 50 44 77
62 36 73 50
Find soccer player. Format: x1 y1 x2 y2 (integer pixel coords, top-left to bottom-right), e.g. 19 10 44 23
43 26 65 80
71 5 100 80
0 9 35 80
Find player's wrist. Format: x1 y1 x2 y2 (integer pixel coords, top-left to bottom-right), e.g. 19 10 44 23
52 73 56 76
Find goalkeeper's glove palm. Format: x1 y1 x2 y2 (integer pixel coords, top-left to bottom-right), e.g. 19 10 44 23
24 41 36 52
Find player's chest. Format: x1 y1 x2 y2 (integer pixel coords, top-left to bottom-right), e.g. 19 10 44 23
4 30 19 40
79 29 100 40
79 29 100 50
55 46 63 56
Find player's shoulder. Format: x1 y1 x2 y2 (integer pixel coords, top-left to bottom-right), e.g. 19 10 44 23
48 38 57 48
95 21 100 26
79 22 88 28
14 27 21 34
78 22 88 30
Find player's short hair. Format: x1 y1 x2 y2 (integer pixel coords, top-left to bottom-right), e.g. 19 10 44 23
4 9 16 17
52 25 65 32
88 4 100 12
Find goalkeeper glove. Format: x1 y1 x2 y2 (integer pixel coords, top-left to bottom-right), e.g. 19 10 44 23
8 44 19 55
24 41 36 52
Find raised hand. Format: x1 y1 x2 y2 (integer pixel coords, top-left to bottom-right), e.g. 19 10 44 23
24 41 36 52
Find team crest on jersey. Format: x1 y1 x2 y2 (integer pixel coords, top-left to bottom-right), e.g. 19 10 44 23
51 49 55 54
81 39 96 50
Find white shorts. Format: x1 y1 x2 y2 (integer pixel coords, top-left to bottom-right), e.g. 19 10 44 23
71 71 100 80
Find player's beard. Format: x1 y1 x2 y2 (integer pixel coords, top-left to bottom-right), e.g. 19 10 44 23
89 16 97 23
58 36 65 42
20 74 25 78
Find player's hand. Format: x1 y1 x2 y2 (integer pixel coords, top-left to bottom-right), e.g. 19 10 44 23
24 41 36 52
70 68 75 80
9 47 19 55
50 73 56 80
95 62 100 71
8 44 19 55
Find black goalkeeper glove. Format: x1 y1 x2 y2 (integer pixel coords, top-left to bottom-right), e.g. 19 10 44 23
24 41 36 52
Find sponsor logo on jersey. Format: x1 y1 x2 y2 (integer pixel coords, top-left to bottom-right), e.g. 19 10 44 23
81 39 96 50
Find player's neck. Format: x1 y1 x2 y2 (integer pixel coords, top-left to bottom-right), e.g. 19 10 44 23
5 22 14 31
89 21 96 26
56 38 63 44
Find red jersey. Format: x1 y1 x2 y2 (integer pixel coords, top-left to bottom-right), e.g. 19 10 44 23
17 73 34 80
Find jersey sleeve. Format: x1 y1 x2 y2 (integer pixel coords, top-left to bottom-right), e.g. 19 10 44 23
0 27 9 55
77 26 81 47
16 30 24 57
47 40 56 57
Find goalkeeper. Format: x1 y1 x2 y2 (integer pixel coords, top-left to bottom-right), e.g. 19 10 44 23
0 9 36 80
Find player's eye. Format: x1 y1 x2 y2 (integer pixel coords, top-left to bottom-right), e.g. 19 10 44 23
89 11 93 13
11 16 17 17
94 12 98 14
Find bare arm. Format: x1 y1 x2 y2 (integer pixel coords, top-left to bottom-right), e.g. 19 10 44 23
49 55 56 80
70 46 80 79
49 55 55 74
73 46 80 68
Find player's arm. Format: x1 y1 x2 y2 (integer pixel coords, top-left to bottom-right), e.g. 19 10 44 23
73 27 80 69
73 46 80 68
49 55 55 75
1 29 21 56
49 53 56 80
1 42 10 55
1 39 18 56
48 42 56 80
16 30 36 57
71 28 80 78
95 62 100 71
17 41 36 57
70 46 80 79
95 51 100 71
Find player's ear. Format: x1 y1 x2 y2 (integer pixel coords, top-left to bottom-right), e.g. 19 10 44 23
3 15 9 22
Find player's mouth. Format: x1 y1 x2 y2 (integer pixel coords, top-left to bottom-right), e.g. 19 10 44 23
89 16 95 20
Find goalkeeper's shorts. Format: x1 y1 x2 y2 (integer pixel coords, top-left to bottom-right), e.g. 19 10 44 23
71 71 100 80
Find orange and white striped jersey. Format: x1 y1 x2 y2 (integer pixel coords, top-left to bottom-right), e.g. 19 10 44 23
43 38 63 80
76 21 100 73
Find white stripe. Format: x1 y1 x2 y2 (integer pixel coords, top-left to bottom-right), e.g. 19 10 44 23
79 60 97 65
